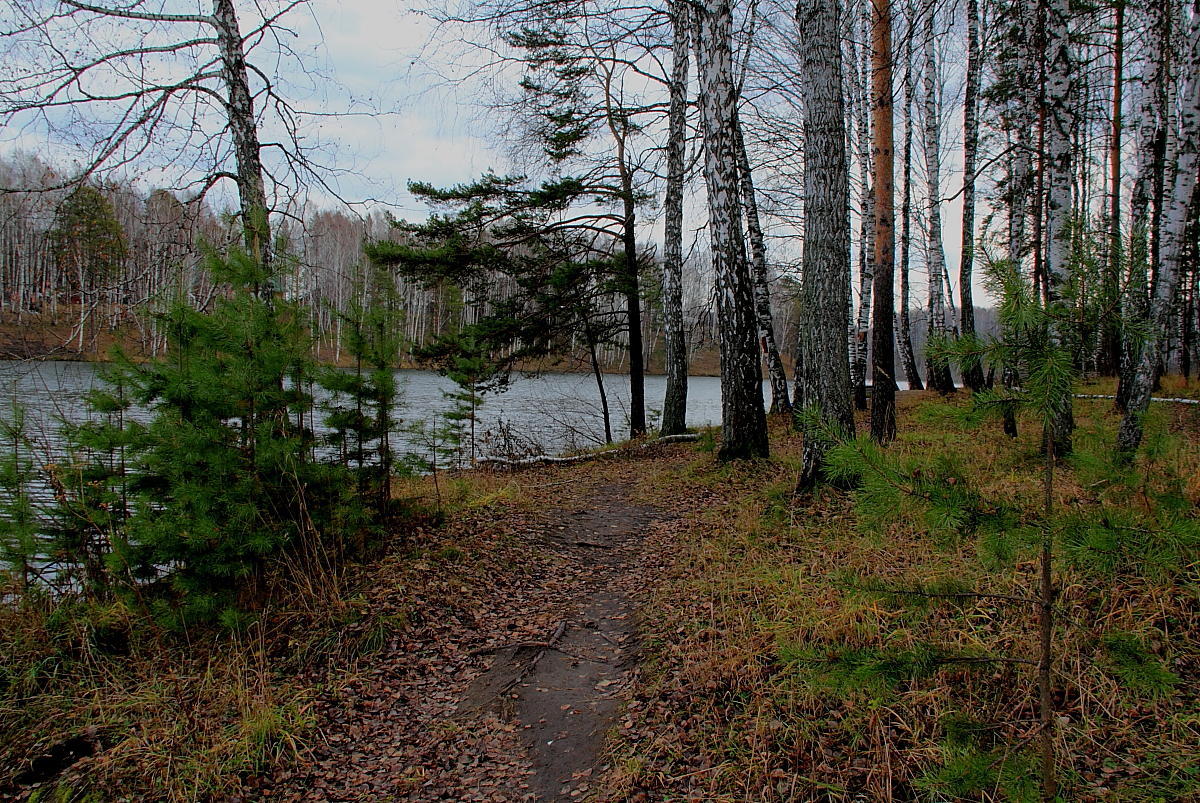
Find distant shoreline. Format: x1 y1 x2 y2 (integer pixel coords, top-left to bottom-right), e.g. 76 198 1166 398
0 325 725 379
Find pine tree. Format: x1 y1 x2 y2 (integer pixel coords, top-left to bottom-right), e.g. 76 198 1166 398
321 263 406 517
113 249 325 626
795 0 855 487
51 366 140 595
870 0 897 443
0 406 40 590
826 258 1083 800
49 184 128 352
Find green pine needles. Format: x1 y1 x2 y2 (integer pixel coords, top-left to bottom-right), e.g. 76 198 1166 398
810 256 1196 800
0 249 409 628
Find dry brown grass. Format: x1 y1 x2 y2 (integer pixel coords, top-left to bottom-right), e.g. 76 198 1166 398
601 391 1199 802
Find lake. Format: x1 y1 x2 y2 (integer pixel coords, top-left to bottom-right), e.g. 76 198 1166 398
0 360 743 463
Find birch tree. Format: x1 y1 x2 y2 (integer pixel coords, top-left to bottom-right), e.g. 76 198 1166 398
795 0 854 487
920 0 955 394
897 15 923 390
1099 0 1126 376
1118 4 1199 455
1118 1 1174 409
694 0 769 460
0 0 335 270
660 0 691 436
850 0 875 410
732 110 791 415
958 0 985 391
1042 0 1078 456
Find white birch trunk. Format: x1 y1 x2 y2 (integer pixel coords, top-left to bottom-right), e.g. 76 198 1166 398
693 0 768 459
1119 7 1200 453
921 3 954 393
660 1 690 439
1043 0 1078 453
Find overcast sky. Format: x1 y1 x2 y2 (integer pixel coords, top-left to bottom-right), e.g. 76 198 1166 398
289 0 507 215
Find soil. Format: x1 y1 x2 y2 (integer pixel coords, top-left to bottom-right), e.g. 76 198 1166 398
461 496 655 801
252 458 669 802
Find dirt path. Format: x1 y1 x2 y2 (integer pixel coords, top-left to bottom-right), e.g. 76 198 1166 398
460 494 655 800
252 459 666 802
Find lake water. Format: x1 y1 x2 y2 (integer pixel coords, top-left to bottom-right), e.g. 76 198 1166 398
0 360 741 462
0 360 912 587
0 360 756 587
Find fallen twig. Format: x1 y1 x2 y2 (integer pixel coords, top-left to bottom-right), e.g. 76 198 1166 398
468 634 575 657
497 622 570 695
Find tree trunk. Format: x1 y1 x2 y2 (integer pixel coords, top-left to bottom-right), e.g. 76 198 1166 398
870 0 896 443
1004 0 1037 274
850 0 875 411
959 0 985 391
694 0 768 460
1119 1 1171 410
795 0 854 488
1042 0 1077 458
1182 256 1195 380
1099 0 1126 376
1119 9 1199 455
586 320 614 444
621 178 647 438
213 0 271 274
660 0 691 436
898 30 923 391
921 4 955 394
732 109 791 415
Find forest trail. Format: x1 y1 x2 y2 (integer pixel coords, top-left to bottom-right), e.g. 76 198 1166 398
458 491 656 801
253 454 672 802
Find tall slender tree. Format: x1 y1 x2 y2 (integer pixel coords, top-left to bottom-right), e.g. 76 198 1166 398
959 0 985 391
870 0 897 442
0 1 329 271
1118 4 1200 455
921 0 955 394
1042 0 1078 457
897 15 924 391
795 0 854 487
850 0 876 411
732 110 791 414
1099 0 1127 376
1119 0 1174 410
660 0 692 437
693 0 769 460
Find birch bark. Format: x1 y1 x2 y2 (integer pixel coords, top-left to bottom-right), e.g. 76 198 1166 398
1119 1 1172 409
898 24 923 390
921 2 955 394
660 0 691 436
213 0 271 272
959 0 985 391
850 0 875 411
1098 0 1126 377
1042 0 1077 455
1118 8 1200 454
732 110 791 414
694 0 769 460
